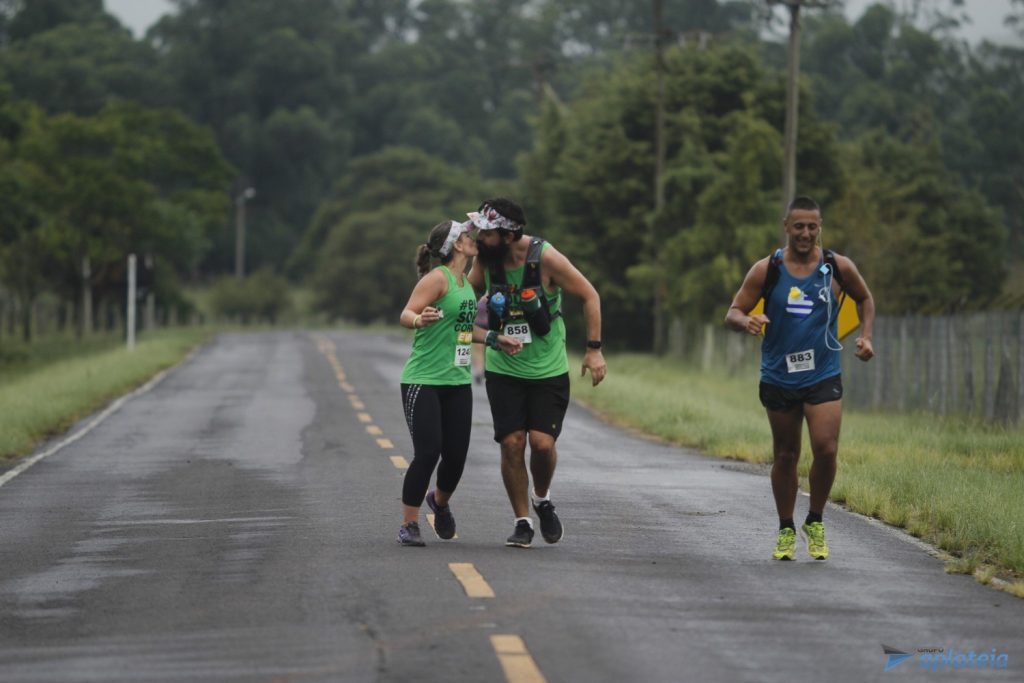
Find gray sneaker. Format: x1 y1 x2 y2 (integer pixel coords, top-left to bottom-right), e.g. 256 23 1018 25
505 520 534 548
397 521 426 547
426 490 455 540
532 500 563 544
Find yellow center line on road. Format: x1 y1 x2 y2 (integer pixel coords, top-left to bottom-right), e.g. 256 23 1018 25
314 338 336 355
376 438 394 449
366 425 383 435
448 563 493 598
490 635 547 683
351 400 366 410
389 455 409 469
357 412 372 423
340 382 355 392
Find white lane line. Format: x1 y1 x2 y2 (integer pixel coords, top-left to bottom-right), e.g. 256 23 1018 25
0 351 193 490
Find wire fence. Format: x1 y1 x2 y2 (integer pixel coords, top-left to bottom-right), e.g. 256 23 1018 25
669 309 1024 424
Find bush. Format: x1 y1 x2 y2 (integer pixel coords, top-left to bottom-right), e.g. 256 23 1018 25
208 269 292 324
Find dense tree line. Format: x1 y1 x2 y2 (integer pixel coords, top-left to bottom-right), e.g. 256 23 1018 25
0 0 1020 344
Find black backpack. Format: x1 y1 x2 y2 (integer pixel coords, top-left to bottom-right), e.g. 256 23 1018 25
486 237 562 334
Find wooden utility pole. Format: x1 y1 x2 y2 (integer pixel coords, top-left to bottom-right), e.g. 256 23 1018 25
234 187 255 279
652 0 668 354
769 0 831 220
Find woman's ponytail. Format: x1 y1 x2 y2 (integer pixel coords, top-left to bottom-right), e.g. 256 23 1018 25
414 243 432 278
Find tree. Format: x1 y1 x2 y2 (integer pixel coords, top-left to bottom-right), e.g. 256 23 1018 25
305 146 491 322
827 131 1006 314
150 0 355 275
0 21 171 115
519 42 844 343
2 100 232 333
5 0 116 42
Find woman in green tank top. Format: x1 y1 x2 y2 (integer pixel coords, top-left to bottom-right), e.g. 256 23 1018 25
395 220 522 546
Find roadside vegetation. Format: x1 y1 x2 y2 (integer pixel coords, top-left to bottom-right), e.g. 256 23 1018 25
0 328 209 462
570 353 1024 590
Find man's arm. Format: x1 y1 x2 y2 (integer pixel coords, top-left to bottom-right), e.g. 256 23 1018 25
835 254 875 361
471 325 523 355
725 258 770 336
544 246 607 386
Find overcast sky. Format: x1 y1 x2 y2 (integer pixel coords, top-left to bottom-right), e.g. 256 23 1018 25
105 0 1019 44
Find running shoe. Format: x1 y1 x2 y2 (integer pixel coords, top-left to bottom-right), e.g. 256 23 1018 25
801 521 829 560
426 490 456 540
505 520 534 548
532 500 563 544
773 527 796 561
397 521 426 547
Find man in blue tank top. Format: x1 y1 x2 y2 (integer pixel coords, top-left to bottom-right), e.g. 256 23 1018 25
726 196 876 562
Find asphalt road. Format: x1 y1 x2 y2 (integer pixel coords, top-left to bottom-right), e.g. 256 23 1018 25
0 331 1020 683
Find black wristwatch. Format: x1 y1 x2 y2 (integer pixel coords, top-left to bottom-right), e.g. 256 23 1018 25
586 340 603 350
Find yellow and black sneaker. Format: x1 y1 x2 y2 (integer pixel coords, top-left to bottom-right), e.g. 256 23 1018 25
773 527 796 561
801 521 829 560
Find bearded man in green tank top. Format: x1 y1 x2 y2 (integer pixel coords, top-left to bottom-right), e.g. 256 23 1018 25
467 198 608 548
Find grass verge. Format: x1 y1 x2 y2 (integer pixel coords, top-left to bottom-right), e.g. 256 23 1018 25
570 352 1024 582
0 328 211 462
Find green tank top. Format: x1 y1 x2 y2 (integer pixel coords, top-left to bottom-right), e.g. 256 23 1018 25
400 266 477 385
484 243 569 379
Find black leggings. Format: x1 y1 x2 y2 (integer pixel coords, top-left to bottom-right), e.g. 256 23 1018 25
400 383 473 507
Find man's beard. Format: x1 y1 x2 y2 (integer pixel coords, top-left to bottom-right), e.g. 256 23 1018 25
475 239 509 267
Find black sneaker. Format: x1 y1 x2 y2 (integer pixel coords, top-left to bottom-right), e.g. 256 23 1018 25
426 490 456 540
397 521 426 547
505 520 534 548
532 500 563 544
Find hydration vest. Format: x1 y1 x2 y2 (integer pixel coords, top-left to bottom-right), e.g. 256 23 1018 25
486 237 562 334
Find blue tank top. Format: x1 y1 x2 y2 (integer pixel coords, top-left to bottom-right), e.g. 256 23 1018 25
760 250 842 388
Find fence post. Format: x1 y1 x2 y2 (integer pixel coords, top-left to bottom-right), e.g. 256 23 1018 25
994 323 1015 425
701 324 714 372
947 315 958 414
937 317 946 413
870 316 883 408
983 313 995 420
1018 312 1024 424
963 315 975 416
895 316 905 411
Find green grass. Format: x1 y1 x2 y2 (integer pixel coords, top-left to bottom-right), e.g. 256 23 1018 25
0 328 211 461
570 353 1024 579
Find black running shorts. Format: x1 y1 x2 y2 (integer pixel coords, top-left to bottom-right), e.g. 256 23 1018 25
759 374 843 412
484 371 570 443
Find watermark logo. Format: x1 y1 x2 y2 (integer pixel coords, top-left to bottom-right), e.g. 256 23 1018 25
883 645 915 672
882 644 1010 673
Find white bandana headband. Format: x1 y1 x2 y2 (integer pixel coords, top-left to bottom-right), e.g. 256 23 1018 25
438 220 471 257
467 204 522 232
